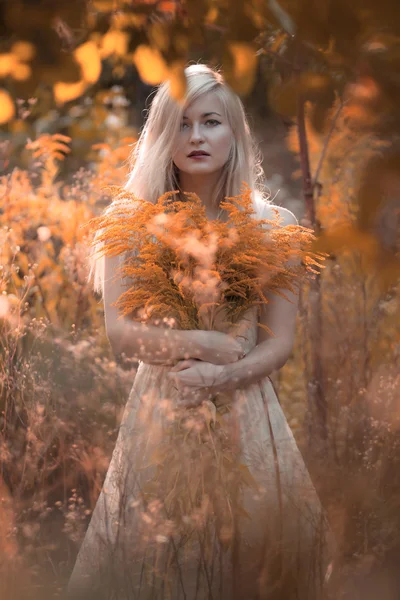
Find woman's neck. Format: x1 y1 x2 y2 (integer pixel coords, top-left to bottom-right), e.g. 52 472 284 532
178 172 223 219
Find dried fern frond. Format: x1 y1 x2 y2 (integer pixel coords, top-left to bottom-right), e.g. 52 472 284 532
86 184 325 329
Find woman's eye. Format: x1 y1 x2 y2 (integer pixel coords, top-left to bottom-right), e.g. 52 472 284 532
180 119 220 130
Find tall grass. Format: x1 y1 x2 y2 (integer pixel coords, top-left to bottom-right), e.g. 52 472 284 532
0 135 136 598
1 124 400 598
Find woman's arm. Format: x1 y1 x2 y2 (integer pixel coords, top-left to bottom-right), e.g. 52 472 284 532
108 318 243 366
220 286 298 390
108 318 197 365
103 254 242 365
219 205 300 388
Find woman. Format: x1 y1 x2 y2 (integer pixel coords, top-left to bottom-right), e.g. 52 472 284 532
67 64 331 599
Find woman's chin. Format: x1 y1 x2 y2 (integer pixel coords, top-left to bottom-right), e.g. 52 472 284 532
180 163 221 177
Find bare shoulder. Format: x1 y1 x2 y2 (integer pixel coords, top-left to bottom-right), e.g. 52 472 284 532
261 203 299 227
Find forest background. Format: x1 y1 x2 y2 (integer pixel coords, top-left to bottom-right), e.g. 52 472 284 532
1 0 400 598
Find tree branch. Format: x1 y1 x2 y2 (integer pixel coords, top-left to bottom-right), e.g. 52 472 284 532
268 0 296 36
313 98 347 187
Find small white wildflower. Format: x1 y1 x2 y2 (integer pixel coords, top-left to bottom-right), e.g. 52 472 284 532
37 226 51 242
155 534 168 544
104 114 123 130
112 95 129 107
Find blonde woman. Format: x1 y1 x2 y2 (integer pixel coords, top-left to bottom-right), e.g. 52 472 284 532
67 64 331 600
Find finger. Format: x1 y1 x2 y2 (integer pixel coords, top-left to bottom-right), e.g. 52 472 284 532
168 371 194 383
169 369 202 386
169 360 197 373
171 374 203 388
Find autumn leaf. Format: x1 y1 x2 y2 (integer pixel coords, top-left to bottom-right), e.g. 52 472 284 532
75 40 102 84
0 89 15 124
99 30 129 58
167 61 187 102
133 45 169 85
225 43 258 96
11 41 36 62
0 54 17 78
54 80 88 105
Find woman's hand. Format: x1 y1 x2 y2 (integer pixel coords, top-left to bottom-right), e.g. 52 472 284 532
168 359 230 407
129 330 243 367
187 330 244 365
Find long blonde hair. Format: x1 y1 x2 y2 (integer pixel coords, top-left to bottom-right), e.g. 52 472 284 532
88 63 267 296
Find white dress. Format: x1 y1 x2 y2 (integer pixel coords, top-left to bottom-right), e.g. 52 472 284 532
67 198 332 600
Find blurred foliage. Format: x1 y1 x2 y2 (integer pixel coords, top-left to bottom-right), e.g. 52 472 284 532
2 0 400 263
0 0 399 128
286 93 400 404
1 121 400 597
0 134 139 595
283 96 400 598
286 101 400 289
1 1 400 597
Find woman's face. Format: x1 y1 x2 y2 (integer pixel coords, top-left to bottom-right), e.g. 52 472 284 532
172 91 234 178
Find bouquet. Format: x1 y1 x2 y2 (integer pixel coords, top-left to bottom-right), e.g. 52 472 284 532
86 184 323 335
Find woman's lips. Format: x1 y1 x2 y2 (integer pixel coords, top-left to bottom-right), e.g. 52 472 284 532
188 153 210 160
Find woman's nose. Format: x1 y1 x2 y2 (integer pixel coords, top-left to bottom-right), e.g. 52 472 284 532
189 123 204 143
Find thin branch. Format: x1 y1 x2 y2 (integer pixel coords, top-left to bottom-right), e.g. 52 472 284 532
268 0 296 36
313 98 347 187
297 96 315 225
52 17 76 52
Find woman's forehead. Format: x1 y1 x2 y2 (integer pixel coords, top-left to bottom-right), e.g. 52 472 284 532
183 92 225 119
